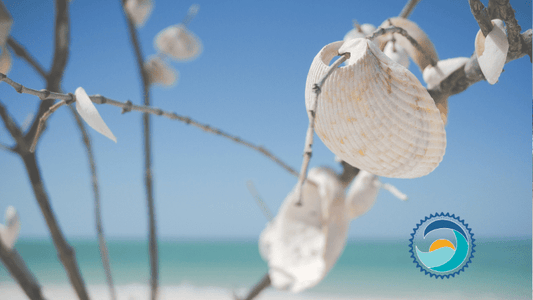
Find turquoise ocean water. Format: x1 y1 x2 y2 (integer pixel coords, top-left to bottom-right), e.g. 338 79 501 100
1 238 531 299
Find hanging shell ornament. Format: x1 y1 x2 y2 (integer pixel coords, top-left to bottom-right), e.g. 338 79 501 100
383 40 410 68
305 38 446 178
475 19 508 85
0 206 20 250
0 46 11 74
423 57 470 90
343 23 376 41
124 0 153 27
145 56 178 87
0 1 12 47
377 17 438 72
75 87 117 143
155 24 203 61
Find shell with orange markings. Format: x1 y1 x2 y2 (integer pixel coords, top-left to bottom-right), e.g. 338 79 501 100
304 39 446 178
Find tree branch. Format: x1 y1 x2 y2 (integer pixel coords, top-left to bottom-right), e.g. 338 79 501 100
7 37 48 79
121 1 158 298
0 100 28 153
487 0 523 55
399 0 421 18
469 0 493 37
0 242 45 300
236 273 271 300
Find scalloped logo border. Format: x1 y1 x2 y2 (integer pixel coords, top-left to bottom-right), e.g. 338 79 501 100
409 212 475 279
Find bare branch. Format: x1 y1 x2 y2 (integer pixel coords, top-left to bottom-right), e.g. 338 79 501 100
399 0 421 18
121 1 158 298
236 273 271 300
0 100 29 153
294 54 348 206
246 181 273 221
68 105 116 300
487 0 523 54
7 37 48 79
0 142 15 153
368 26 438 66
469 0 493 37
30 100 68 153
0 243 45 300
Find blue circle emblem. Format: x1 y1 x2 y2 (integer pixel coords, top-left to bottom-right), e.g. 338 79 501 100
409 213 475 278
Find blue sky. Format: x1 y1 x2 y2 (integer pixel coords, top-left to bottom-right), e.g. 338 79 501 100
0 0 531 240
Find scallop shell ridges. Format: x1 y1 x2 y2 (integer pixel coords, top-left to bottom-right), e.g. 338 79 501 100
305 39 446 178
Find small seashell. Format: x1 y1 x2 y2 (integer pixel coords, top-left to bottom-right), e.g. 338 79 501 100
475 19 508 85
305 39 446 178
377 17 438 72
75 87 117 143
345 170 380 218
0 1 12 47
343 23 376 41
0 206 20 250
155 24 202 61
423 57 470 90
259 167 348 292
144 56 178 86
0 46 11 74
383 40 410 68
124 0 153 27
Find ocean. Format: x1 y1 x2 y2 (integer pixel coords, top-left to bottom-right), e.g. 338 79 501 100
0 238 531 299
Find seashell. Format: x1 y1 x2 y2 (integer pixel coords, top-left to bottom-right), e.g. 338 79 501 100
377 17 438 72
0 206 20 250
124 0 153 27
383 40 410 68
423 57 469 90
75 87 117 143
0 1 12 47
144 56 178 86
259 167 348 292
343 23 376 41
0 46 11 74
155 24 202 61
305 39 446 178
475 19 508 85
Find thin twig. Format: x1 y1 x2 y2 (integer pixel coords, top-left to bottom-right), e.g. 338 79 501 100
368 26 438 66
469 0 493 37
68 105 116 300
0 242 45 300
7 37 48 79
0 101 28 153
246 181 273 221
236 273 271 300
0 142 14 153
30 100 67 153
294 54 348 206
352 19 362 32
0 73 299 177
121 1 159 299
182 4 199 27
399 0 421 18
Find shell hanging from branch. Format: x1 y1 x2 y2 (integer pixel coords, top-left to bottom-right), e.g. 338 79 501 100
383 40 410 68
124 0 153 27
423 57 470 90
0 206 20 250
144 56 178 86
155 24 203 61
475 19 509 85
75 87 117 143
344 23 376 41
377 17 438 72
305 39 446 178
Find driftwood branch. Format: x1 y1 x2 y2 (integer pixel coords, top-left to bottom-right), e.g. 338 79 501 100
0 242 45 300
469 0 493 37
7 37 48 79
0 73 299 177
0 101 29 153
487 0 523 55
294 54 348 206
68 105 116 300
236 273 271 300
399 0 421 18
30 100 67 152
246 181 273 221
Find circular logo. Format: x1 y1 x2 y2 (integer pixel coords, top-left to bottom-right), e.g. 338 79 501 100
409 213 475 278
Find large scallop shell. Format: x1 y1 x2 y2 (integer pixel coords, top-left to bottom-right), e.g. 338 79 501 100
259 167 349 293
377 17 438 72
305 39 446 178
155 24 203 61
475 19 508 85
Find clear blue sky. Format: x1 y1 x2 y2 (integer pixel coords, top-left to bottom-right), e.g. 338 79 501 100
0 0 531 240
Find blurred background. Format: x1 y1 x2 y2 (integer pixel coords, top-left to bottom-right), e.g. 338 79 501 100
0 0 531 299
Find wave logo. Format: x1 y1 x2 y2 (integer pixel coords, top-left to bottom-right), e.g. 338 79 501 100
409 213 475 278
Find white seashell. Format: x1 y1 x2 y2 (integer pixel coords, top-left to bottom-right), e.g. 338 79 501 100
144 56 178 86
75 87 117 143
0 1 12 47
475 19 509 85
155 24 202 61
305 39 446 178
423 57 469 90
259 167 348 293
383 41 410 68
0 206 20 250
124 0 153 27
343 23 376 41
345 170 380 219
377 17 438 72
0 46 11 74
